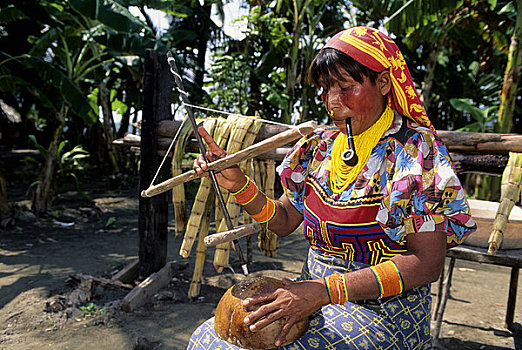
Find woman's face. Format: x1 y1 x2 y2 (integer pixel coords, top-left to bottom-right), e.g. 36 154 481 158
321 68 390 135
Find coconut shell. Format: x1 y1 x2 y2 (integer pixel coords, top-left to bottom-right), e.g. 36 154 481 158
214 276 309 349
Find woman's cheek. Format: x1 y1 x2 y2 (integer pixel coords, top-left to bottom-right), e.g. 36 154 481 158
340 87 371 112
339 88 359 109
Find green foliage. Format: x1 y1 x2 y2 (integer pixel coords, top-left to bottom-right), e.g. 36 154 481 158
79 302 105 317
25 135 90 196
449 98 498 132
69 0 151 34
205 52 251 114
105 217 116 227
0 5 27 22
1 0 521 207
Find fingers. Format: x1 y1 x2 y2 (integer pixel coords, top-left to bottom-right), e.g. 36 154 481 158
246 306 285 332
198 126 226 157
244 301 297 348
242 294 273 308
275 318 298 347
242 294 276 327
193 154 207 174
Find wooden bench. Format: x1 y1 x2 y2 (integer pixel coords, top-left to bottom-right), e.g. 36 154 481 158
432 245 522 344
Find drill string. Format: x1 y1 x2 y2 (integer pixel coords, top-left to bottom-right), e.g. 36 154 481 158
148 67 309 188
148 116 188 190
142 119 317 197
166 51 249 275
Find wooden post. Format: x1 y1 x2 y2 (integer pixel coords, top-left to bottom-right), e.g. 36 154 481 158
506 266 519 330
138 49 173 280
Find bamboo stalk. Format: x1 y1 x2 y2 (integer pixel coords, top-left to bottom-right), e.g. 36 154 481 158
140 120 317 198
241 119 263 263
178 118 220 258
254 160 269 255
171 118 192 236
264 160 279 257
179 176 213 258
253 159 279 257
213 116 255 273
211 117 230 225
188 189 215 299
488 152 522 254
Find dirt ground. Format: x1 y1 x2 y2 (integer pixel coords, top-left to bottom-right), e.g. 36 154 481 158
1 177 522 349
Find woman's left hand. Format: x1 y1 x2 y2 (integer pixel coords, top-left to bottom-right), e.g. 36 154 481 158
242 278 330 347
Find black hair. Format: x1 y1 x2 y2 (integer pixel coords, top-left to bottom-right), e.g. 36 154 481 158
308 48 379 89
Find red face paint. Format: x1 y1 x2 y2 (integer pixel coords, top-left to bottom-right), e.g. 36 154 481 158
324 73 386 135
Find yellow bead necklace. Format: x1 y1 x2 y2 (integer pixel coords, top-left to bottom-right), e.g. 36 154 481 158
329 105 394 194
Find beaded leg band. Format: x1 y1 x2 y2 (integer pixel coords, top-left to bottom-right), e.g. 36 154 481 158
370 260 404 299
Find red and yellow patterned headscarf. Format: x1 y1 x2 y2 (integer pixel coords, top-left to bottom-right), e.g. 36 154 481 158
323 26 435 131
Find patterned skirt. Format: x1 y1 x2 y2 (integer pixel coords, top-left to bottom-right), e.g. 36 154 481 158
187 248 433 350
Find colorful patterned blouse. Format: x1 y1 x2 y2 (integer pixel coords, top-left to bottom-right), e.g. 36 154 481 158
277 113 476 264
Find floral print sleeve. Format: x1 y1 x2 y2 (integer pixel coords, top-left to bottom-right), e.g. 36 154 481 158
276 129 326 213
375 126 476 246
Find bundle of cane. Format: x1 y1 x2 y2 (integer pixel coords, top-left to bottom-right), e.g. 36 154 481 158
254 159 279 257
213 115 255 272
488 152 522 255
264 160 279 257
213 117 231 224
171 118 194 236
188 188 215 298
185 116 234 297
179 117 220 258
241 119 263 262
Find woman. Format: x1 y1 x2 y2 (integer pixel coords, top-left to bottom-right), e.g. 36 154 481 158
188 26 476 349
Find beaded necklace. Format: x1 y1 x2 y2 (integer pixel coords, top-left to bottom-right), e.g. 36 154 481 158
329 105 394 194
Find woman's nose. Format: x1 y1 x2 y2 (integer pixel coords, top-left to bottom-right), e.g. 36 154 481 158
327 88 342 106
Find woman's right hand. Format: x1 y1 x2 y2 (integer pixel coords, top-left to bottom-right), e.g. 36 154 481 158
193 126 247 192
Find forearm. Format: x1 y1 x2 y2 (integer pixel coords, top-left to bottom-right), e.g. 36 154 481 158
343 255 434 301
345 231 446 301
240 189 302 237
228 174 302 236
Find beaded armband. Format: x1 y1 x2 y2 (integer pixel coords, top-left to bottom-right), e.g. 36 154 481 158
250 197 276 224
231 176 258 205
325 274 348 304
370 260 404 299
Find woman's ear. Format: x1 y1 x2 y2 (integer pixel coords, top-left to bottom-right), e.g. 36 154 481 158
377 70 392 96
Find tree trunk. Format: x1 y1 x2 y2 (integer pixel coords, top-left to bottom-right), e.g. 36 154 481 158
497 0 522 133
283 0 313 125
117 102 131 139
420 43 442 109
32 105 67 216
138 49 173 280
194 3 212 95
477 0 522 200
0 163 9 217
99 82 120 173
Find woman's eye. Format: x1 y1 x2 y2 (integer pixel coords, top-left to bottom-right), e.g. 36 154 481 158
340 86 352 91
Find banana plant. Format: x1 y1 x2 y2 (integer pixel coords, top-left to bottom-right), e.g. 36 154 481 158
449 98 498 132
25 135 90 198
